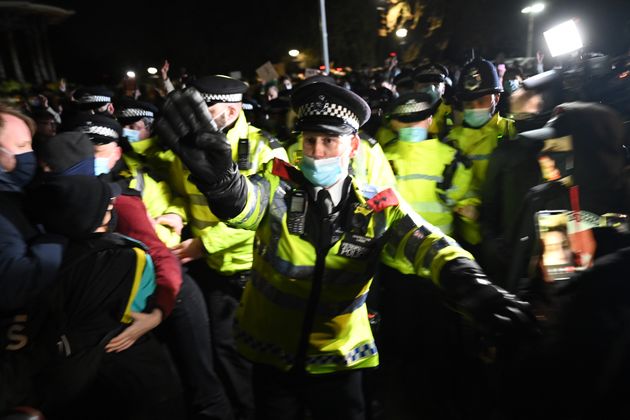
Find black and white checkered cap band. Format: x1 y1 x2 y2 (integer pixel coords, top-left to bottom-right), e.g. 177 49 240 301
120 108 154 119
201 93 243 103
80 95 112 104
81 125 119 140
297 102 360 130
393 101 431 115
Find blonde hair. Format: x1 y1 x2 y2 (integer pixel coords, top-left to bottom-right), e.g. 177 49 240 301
0 104 36 137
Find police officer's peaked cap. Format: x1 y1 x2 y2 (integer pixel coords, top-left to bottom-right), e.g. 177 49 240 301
387 91 440 123
115 98 159 125
456 57 503 101
71 114 123 145
291 81 371 135
74 86 114 110
414 63 449 84
295 74 336 90
191 75 248 105
393 68 415 90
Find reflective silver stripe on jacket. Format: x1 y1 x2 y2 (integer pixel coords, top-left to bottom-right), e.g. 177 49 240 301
396 174 444 182
251 273 368 317
235 322 295 365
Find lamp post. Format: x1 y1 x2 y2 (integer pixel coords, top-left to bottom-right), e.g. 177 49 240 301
319 0 330 74
522 3 545 58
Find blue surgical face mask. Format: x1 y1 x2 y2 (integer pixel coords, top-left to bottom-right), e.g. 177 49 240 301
463 107 493 128
123 128 141 143
299 155 345 187
503 79 520 95
398 126 428 142
94 157 111 175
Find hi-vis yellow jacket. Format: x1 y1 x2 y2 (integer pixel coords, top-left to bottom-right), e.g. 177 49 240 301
445 113 517 244
122 141 187 248
172 111 287 274
384 138 472 235
226 158 474 374
428 102 455 140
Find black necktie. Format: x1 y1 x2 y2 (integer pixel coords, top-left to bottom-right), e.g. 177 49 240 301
317 189 333 216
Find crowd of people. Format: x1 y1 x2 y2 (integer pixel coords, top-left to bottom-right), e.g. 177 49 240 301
1 51 630 420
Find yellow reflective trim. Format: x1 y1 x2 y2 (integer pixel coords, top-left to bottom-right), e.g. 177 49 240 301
121 247 146 324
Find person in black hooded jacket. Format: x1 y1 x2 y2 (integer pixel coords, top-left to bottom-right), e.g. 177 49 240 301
506 101 630 292
494 102 630 419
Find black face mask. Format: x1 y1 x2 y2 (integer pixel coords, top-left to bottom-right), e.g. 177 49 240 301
9 151 37 187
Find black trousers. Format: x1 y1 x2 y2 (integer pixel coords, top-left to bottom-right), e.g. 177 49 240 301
252 364 365 420
159 273 233 419
379 263 492 420
187 261 254 420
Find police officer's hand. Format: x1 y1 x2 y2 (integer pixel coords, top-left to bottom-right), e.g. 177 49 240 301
441 258 539 338
462 284 538 338
156 87 219 149
156 87 234 189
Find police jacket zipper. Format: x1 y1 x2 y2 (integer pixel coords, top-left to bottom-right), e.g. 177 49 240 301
293 213 332 373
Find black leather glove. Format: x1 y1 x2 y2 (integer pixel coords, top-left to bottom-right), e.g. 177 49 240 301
156 87 247 219
440 258 539 338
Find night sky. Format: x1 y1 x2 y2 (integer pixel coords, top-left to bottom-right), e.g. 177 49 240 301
39 0 630 85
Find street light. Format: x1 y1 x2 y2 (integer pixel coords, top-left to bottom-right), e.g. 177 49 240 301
395 28 408 38
522 2 545 58
288 49 300 58
126 70 136 79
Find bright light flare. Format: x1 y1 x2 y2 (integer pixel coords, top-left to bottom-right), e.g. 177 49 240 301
522 3 545 14
395 28 408 38
544 20 583 57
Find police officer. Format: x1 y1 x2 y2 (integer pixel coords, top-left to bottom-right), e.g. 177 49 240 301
166 75 288 419
374 68 416 149
413 63 455 139
447 57 517 250
73 86 116 117
287 76 396 198
383 90 471 235
116 98 187 248
158 82 535 420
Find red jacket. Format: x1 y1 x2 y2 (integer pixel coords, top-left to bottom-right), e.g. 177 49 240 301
114 194 181 317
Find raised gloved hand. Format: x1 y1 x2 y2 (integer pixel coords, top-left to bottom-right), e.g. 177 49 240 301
156 87 246 219
440 258 539 338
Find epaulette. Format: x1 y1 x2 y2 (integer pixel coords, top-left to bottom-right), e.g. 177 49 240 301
366 188 399 212
271 158 305 184
359 132 378 147
259 129 284 149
